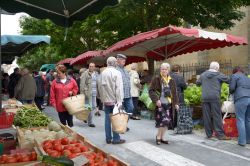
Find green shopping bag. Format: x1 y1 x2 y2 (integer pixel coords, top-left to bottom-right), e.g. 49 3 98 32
139 84 156 111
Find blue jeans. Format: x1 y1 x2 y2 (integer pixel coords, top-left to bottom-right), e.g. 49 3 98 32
85 96 96 125
104 105 120 142
234 97 250 145
123 97 134 114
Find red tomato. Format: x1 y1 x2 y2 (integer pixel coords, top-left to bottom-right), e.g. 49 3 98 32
54 144 63 152
70 140 78 144
80 146 89 152
62 150 71 157
43 142 53 149
14 153 22 162
20 156 31 162
1 154 8 162
30 151 37 161
68 153 76 159
48 150 59 157
71 147 81 153
53 140 61 145
61 137 69 145
6 156 17 163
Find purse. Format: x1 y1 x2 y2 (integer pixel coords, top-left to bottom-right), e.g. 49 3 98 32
62 94 85 115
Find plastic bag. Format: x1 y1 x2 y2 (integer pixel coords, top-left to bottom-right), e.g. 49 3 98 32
139 84 156 111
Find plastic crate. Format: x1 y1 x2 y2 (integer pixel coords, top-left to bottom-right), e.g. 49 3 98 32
0 112 15 129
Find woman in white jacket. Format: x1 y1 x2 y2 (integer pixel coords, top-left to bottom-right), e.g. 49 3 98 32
129 64 141 120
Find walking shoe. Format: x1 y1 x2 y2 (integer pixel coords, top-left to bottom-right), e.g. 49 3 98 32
112 139 126 144
156 136 161 145
106 140 112 144
161 139 169 144
218 136 231 140
238 143 245 147
88 124 95 127
83 120 87 123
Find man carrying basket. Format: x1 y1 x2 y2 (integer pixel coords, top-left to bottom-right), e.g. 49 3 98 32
99 57 126 144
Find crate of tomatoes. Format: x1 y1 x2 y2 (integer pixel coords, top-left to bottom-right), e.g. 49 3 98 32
0 149 37 166
35 136 129 166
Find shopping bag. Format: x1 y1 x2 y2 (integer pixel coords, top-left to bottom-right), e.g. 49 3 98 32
177 105 193 134
221 101 235 113
139 84 156 111
62 94 85 115
110 104 129 134
223 118 238 137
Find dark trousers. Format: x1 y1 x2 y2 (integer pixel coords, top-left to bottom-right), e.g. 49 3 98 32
202 102 225 138
96 98 103 110
58 111 73 127
35 96 44 110
132 97 140 116
47 87 51 106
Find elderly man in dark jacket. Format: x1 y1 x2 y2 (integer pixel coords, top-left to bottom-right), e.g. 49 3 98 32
197 61 230 140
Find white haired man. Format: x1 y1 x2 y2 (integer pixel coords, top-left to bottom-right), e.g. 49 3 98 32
99 57 125 144
197 61 230 140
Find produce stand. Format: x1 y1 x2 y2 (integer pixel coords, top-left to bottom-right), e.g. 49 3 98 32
0 105 129 165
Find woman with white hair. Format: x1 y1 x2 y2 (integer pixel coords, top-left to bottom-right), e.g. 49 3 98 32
149 63 179 145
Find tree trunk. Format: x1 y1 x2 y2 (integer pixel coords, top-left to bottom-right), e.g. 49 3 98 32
147 57 155 75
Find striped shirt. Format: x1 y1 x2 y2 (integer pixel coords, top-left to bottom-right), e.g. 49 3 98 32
116 66 131 98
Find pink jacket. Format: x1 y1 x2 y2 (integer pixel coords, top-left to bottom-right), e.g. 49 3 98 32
50 77 78 112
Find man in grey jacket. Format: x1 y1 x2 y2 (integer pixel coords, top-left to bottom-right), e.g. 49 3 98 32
80 63 97 127
197 61 230 140
99 57 125 144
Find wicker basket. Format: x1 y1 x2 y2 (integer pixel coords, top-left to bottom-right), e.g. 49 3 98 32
74 110 91 121
110 113 129 134
62 94 85 115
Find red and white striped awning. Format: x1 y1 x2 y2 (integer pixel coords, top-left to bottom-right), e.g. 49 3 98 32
104 26 247 61
57 58 74 65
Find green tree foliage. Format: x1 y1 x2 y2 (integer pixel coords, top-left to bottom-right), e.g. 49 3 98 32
18 0 249 70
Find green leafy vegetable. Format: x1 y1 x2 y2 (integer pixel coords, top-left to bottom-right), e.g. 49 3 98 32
14 105 52 128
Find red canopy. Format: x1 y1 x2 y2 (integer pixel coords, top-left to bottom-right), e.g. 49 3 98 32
57 58 74 65
104 26 247 61
70 51 103 66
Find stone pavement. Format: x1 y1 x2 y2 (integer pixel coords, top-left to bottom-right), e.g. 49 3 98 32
43 106 250 166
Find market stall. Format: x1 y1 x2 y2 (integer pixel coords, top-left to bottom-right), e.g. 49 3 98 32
0 104 129 166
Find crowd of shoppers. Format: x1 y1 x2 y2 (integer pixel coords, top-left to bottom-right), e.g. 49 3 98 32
2 56 249 147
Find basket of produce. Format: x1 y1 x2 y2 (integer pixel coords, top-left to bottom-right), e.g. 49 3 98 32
0 111 15 129
13 105 52 128
17 121 73 150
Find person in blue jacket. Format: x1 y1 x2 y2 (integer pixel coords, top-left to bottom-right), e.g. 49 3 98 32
229 66 250 146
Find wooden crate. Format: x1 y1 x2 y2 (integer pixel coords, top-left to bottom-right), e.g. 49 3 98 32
0 147 39 166
34 124 129 166
16 126 48 150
